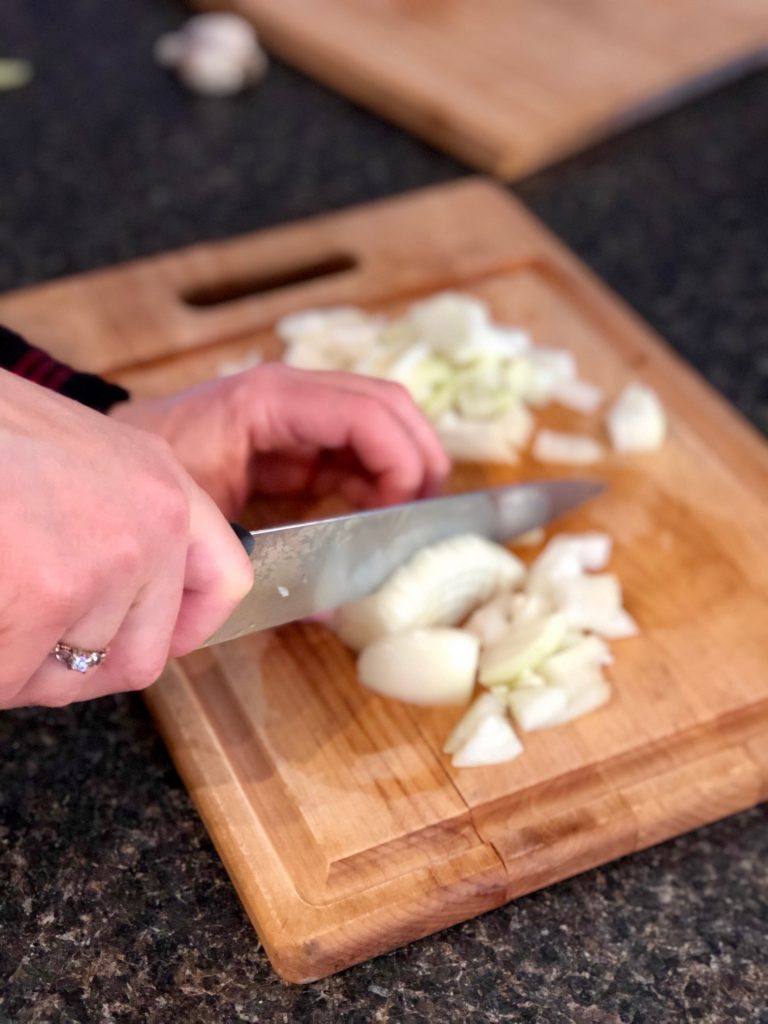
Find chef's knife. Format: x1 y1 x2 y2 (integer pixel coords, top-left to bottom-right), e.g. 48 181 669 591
208 479 603 647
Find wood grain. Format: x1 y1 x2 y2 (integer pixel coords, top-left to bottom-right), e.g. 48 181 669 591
192 0 768 179
1 180 766 982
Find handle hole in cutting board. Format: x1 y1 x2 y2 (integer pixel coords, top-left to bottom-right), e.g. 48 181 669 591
182 253 357 308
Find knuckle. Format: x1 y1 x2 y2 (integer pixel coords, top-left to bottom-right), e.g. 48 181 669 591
35 569 79 619
108 535 144 579
143 432 176 462
148 479 188 536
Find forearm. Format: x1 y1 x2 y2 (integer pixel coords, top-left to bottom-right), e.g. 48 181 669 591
0 324 129 412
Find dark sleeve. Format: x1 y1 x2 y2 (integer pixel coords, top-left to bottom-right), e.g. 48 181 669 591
0 324 130 413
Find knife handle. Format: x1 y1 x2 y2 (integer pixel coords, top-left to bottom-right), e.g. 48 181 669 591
230 522 255 556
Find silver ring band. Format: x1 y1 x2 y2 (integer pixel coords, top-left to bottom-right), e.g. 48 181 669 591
52 642 108 674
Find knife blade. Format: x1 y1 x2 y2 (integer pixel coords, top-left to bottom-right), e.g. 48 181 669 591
204 479 603 647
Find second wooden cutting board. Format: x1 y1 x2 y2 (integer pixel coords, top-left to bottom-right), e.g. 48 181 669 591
194 0 768 178
1 180 766 983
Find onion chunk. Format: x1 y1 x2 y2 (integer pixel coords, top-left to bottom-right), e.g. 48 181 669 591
357 629 479 706
448 701 524 767
336 534 525 650
606 383 667 453
479 613 568 687
532 429 604 465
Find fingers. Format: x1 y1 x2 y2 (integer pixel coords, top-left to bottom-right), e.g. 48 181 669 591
18 583 142 708
248 366 451 507
0 602 75 708
169 481 254 657
7 482 251 708
322 372 451 498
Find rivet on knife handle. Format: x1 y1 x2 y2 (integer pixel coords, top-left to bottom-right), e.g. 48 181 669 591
230 522 255 556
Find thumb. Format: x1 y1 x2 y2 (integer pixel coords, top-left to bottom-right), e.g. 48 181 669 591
170 480 254 656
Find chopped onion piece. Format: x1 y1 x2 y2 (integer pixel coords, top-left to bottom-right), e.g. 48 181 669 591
479 613 568 687
436 406 533 464
454 359 520 420
606 383 667 453
548 679 612 725
552 377 605 414
464 593 518 647
336 534 526 650
443 690 506 754
487 326 531 357
390 350 454 412
529 347 578 380
513 526 546 548
532 429 604 465
405 292 491 364
464 590 551 647
506 685 568 731
450 709 524 768
550 574 623 634
597 608 640 639
508 591 553 624
535 532 613 573
279 308 382 371
515 669 547 689
357 628 479 706
540 635 612 687
217 349 262 377
527 547 584 596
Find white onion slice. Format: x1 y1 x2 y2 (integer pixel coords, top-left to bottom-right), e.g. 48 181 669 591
597 608 640 639
514 670 547 689
463 593 518 646
526 548 584 597
450 709 524 767
479 613 568 686
528 348 577 383
606 383 667 453
506 685 568 731
549 574 623 633
548 679 612 725
357 628 479 706
512 526 546 548
532 429 604 465
464 590 551 647
488 326 531 357
534 532 613 574
436 406 533 464
336 534 526 650
508 591 553 624
405 292 491 363
552 377 605 414
443 690 506 754
540 635 612 687
217 349 262 377
279 308 382 371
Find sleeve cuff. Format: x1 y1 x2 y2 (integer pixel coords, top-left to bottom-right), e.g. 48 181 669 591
1 323 130 412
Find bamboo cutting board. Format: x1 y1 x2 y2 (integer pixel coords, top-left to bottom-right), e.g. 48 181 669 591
1 181 767 983
193 0 768 179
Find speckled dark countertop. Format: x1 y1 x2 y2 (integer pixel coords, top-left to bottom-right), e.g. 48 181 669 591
1 2 767 1021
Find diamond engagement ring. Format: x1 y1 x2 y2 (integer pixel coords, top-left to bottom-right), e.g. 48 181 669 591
52 642 109 674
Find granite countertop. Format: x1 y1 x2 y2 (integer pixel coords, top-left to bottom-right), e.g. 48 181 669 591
1 2 766 1021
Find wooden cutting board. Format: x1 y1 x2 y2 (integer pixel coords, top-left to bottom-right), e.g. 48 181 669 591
2 180 767 983
193 0 768 179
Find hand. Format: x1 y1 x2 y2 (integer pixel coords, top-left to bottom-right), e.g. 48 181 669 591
0 371 253 709
110 364 451 517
